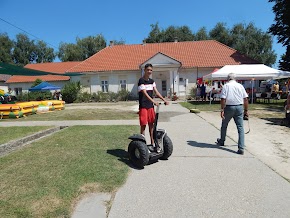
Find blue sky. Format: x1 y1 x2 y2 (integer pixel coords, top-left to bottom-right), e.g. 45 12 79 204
0 0 285 67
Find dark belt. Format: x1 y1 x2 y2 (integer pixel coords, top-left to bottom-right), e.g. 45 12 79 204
226 104 243 106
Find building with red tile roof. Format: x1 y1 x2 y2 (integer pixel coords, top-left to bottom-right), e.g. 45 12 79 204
0 74 11 93
5 75 70 96
67 40 259 97
4 40 260 98
5 62 78 95
25 61 80 74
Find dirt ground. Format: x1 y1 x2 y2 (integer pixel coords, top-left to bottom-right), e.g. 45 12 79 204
198 109 290 182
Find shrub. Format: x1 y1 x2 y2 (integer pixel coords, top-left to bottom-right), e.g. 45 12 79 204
62 82 81 103
76 91 92 102
116 89 130 101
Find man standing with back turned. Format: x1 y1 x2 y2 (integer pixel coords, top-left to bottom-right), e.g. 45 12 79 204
138 63 169 152
216 73 249 155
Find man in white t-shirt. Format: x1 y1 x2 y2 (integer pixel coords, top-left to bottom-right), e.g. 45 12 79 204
216 73 249 155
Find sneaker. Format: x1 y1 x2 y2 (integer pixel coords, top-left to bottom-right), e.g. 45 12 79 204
216 138 224 146
156 146 162 153
237 149 244 155
148 145 155 152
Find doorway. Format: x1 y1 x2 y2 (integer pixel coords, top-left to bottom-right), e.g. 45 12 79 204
162 80 167 97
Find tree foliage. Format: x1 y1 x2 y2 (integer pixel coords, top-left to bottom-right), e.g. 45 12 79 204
195 27 209 41
144 23 195 43
31 79 43 88
268 0 290 70
61 81 81 103
279 47 290 71
229 23 276 66
58 34 106 61
209 22 231 45
145 22 276 66
12 34 37 65
0 33 13 63
35 40 56 63
0 33 56 65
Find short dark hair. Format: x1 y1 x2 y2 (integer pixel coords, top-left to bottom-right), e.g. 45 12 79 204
144 63 153 69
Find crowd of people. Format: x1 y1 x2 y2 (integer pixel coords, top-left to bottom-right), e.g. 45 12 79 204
195 79 290 103
196 82 223 101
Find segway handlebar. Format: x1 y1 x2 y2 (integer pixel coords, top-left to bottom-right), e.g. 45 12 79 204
155 102 166 113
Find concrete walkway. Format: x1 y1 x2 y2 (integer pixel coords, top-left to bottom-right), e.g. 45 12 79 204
108 103 290 218
2 102 290 217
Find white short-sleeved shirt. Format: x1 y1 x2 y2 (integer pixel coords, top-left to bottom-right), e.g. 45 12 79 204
220 80 248 105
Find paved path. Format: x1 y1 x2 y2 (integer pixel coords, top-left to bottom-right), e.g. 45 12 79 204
2 102 290 217
108 103 290 218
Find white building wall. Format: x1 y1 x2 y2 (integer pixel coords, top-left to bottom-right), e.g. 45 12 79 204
7 81 68 94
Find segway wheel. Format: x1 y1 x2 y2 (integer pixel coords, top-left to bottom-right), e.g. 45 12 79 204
128 141 149 169
160 135 173 160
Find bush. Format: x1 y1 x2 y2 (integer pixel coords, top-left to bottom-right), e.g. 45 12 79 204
17 91 52 101
62 82 81 103
116 89 130 101
76 91 92 102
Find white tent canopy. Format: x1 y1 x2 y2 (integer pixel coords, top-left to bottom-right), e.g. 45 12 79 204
203 64 290 81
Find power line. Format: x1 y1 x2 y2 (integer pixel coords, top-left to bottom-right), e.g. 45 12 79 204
0 17 58 49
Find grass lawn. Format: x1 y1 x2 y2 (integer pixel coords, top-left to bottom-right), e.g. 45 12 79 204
3 108 138 121
0 125 138 218
0 126 53 145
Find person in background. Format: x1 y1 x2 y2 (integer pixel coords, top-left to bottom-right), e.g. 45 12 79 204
200 82 206 101
273 81 279 93
216 73 249 155
138 63 169 152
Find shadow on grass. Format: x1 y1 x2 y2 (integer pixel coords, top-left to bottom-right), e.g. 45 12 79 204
107 148 161 169
187 140 237 154
107 149 146 170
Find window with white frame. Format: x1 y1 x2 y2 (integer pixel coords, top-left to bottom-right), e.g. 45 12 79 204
14 87 22 95
120 79 127 90
101 80 108 92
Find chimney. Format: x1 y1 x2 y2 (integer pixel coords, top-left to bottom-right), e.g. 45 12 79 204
109 40 114 47
174 37 178 43
142 40 146 45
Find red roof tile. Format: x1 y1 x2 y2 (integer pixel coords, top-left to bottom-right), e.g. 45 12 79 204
5 75 70 83
25 61 81 74
68 40 259 73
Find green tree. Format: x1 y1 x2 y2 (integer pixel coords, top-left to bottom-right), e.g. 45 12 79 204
58 34 106 61
145 23 195 42
0 33 13 63
162 25 195 42
31 78 43 87
269 0 290 70
77 34 106 60
113 38 126 45
279 47 290 71
61 81 81 103
230 23 276 66
35 40 56 63
58 42 82 61
145 23 162 43
209 22 231 45
195 27 209 41
12 33 37 65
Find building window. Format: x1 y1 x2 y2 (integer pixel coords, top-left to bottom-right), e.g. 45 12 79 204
14 87 22 95
120 80 127 90
162 80 166 91
101 80 108 92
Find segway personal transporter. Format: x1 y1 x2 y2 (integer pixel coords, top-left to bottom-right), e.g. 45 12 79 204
128 103 173 169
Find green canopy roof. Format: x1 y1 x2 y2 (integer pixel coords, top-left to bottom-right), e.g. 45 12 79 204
0 63 61 76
